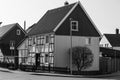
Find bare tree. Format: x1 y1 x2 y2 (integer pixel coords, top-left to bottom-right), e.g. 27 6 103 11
69 46 93 72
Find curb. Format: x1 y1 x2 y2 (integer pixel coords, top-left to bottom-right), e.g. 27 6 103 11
30 71 120 78
30 72 120 78
0 68 120 78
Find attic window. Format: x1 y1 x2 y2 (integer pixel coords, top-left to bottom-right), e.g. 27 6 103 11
16 29 21 35
105 44 109 47
10 41 15 50
71 21 78 31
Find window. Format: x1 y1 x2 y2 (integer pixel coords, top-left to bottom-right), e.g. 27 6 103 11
10 41 15 47
49 53 53 66
45 36 49 43
86 38 91 45
28 37 32 46
16 29 21 35
37 36 41 45
105 44 109 47
33 37 37 44
27 53 35 65
40 53 44 66
71 21 78 31
45 54 49 63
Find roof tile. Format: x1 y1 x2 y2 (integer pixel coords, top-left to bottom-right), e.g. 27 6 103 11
0 23 17 38
105 34 120 47
28 3 76 36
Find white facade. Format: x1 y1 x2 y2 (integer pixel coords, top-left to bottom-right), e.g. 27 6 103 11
113 47 120 50
100 36 112 48
17 38 29 64
54 35 100 71
18 34 54 66
18 34 100 71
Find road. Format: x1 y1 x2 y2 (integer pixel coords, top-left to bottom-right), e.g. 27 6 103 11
0 70 118 80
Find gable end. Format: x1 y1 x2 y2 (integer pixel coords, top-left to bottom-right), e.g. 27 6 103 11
55 2 101 37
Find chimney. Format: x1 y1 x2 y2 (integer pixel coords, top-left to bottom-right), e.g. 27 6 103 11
24 21 26 30
64 1 69 6
116 28 119 34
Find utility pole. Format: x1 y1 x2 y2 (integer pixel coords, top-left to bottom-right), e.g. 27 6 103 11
115 51 116 72
70 18 72 74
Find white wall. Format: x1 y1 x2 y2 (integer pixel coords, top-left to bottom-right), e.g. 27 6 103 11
100 35 120 50
17 38 28 50
113 47 120 50
17 38 28 64
54 35 100 71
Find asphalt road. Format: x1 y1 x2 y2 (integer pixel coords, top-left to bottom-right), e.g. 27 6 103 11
0 70 118 80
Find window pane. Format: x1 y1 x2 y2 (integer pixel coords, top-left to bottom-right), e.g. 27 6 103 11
86 38 91 45
45 54 49 63
46 36 49 43
16 29 21 35
49 44 54 52
71 21 78 31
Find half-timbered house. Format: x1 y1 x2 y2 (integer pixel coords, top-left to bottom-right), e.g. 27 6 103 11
18 2 101 72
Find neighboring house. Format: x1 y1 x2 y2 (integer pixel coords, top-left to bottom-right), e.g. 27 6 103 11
100 29 120 73
18 1 101 72
18 23 36 65
0 23 26 66
100 29 120 50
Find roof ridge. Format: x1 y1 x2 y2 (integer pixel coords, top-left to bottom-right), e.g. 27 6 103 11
104 34 120 35
0 23 18 39
1 23 17 27
28 2 76 36
48 2 76 12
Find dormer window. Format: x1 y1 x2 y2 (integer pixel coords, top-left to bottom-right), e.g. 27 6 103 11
16 29 21 35
71 21 78 31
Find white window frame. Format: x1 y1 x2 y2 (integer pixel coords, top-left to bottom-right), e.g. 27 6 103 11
16 29 21 35
71 21 78 31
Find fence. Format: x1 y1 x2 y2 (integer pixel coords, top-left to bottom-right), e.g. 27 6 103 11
1 56 120 74
0 56 69 73
100 57 120 74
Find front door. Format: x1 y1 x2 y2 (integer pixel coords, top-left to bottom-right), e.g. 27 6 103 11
35 54 40 67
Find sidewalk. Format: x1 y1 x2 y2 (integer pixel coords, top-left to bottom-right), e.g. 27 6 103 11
0 67 120 78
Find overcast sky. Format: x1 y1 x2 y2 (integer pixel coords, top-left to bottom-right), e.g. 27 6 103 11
0 0 120 34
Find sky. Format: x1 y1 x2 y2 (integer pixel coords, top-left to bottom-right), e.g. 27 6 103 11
0 0 120 34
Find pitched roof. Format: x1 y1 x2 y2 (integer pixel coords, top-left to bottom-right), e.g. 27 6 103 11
26 23 36 33
104 34 120 47
28 2 101 37
0 23 17 39
28 3 76 36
